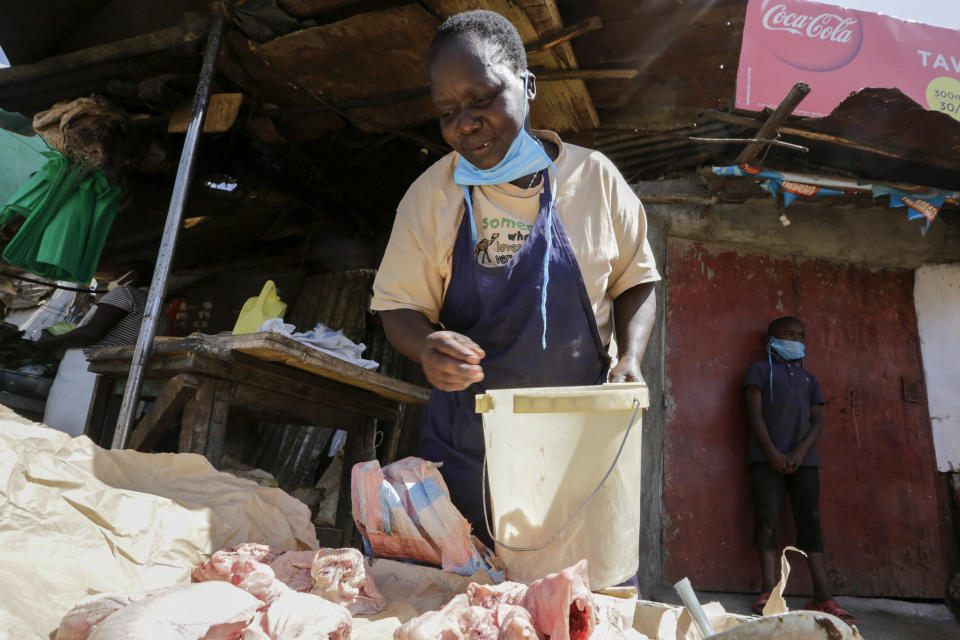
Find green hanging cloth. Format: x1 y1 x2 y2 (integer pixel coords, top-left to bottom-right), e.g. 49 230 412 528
0 150 120 284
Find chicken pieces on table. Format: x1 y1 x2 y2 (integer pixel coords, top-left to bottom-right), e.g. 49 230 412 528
396 559 615 640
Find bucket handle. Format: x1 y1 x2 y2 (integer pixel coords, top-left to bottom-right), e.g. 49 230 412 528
481 398 641 552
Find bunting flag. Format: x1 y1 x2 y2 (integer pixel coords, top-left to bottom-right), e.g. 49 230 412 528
711 165 959 234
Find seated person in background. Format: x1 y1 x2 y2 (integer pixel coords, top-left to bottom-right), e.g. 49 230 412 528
37 263 168 437
743 316 856 626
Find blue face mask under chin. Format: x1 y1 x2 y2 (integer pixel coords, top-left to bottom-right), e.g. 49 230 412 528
453 70 557 349
453 70 553 192
767 338 806 401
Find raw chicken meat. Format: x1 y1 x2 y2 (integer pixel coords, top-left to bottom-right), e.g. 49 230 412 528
57 591 155 640
491 605 539 640
394 594 538 640
242 590 352 640
309 548 386 615
467 582 528 608
269 547 385 614
266 551 317 592
398 561 604 640
84 582 261 640
193 545 286 604
192 543 281 582
521 560 597 640
194 544 384 614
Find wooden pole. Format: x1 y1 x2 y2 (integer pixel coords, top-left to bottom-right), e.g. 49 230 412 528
525 16 603 54
705 109 958 171
734 82 811 164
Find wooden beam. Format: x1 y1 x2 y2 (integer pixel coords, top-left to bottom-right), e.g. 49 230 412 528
535 69 638 81
0 15 208 88
525 16 602 55
734 82 810 164
128 373 200 451
704 109 960 171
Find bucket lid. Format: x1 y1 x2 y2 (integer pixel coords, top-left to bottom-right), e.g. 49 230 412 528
476 382 648 414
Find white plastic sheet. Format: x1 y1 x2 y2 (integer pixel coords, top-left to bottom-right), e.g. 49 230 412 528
0 406 318 639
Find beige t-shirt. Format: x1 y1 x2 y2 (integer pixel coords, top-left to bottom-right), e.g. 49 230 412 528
371 131 660 346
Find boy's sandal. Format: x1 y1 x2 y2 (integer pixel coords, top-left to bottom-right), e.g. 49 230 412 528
804 599 858 626
752 592 771 615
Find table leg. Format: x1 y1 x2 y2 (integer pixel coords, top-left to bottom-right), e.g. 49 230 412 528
336 416 378 550
206 379 232 468
180 378 215 455
128 373 200 451
382 403 405 465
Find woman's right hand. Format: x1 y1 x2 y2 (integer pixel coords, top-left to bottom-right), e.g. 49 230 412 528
419 331 485 392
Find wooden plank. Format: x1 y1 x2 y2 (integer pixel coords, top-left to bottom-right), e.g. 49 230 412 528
229 5 437 134
205 379 233 468
90 350 403 421
88 333 429 405
128 373 200 451
181 378 216 455
168 93 244 133
229 381 370 428
224 332 430 404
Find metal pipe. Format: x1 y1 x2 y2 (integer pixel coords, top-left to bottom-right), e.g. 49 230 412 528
111 10 226 449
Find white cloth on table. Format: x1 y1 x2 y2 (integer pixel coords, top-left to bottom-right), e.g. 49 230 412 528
258 319 379 370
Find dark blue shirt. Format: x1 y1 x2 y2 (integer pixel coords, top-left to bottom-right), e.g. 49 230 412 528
743 358 824 466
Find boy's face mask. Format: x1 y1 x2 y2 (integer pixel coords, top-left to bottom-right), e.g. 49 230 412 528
769 337 805 361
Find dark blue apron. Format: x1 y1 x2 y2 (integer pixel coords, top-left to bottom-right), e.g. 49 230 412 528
420 171 610 546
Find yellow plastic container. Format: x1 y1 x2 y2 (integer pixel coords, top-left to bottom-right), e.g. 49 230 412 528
232 280 287 335
475 382 648 588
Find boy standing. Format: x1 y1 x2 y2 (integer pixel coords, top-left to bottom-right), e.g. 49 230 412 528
743 316 856 625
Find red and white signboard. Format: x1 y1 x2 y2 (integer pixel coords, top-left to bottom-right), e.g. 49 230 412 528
736 0 960 121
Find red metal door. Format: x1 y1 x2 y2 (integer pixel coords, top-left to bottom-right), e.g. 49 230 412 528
663 240 947 597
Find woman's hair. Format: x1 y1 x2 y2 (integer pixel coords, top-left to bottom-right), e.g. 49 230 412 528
429 10 527 74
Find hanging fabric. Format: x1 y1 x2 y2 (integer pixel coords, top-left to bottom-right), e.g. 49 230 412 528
0 150 120 284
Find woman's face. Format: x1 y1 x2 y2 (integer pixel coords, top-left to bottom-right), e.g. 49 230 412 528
429 36 529 170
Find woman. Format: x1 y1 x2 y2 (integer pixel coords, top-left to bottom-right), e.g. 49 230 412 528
371 10 659 544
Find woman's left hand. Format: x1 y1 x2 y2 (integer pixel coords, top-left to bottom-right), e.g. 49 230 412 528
608 357 645 384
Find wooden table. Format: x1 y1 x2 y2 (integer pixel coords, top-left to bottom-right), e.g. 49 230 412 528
86 332 430 546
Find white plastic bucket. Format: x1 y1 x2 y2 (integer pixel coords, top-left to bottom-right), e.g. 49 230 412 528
476 382 648 588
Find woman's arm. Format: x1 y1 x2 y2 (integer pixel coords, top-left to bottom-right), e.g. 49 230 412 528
608 282 656 383
36 303 126 351
380 308 484 392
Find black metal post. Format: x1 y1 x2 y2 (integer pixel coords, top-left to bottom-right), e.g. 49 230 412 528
112 11 226 449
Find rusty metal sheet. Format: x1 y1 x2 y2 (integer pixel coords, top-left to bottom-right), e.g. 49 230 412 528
663 239 948 597
663 239 797 594
793 259 946 597
223 4 437 134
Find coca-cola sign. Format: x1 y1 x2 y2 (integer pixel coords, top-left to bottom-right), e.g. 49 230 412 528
758 0 863 71
738 0 960 120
